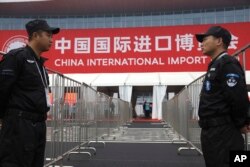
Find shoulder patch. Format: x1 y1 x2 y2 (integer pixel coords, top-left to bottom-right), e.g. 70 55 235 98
226 73 239 87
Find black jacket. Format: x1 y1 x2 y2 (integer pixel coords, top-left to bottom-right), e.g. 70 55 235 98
198 52 249 128
0 46 50 118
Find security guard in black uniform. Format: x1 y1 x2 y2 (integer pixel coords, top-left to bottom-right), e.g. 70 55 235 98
195 26 250 167
0 20 59 167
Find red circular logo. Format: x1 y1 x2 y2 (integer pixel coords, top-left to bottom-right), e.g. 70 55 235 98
2 35 28 53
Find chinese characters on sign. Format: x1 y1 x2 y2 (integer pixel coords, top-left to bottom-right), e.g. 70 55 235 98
55 34 239 54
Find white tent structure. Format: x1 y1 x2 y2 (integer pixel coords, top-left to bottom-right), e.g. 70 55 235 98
49 71 250 120
61 72 205 120
64 71 250 120
65 72 207 86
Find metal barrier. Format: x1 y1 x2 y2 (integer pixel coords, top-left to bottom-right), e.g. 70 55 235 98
44 69 132 166
162 43 250 155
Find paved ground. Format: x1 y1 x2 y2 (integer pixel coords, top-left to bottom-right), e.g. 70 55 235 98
44 122 205 167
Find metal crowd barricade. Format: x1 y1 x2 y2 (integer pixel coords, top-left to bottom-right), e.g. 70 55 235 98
163 95 182 142
94 95 131 141
162 87 202 154
44 69 91 166
44 68 132 166
186 76 204 152
162 43 250 155
117 98 132 133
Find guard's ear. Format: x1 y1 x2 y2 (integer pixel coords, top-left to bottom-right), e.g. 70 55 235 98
216 37 224 47
31 31 43 41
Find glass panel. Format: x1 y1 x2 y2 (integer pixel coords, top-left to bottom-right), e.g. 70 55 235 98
0 6 249 30
204 17 215 24
143 21 152 26
151 20 161 26
216 16 225 23
193 17 202 24
183 18 193 24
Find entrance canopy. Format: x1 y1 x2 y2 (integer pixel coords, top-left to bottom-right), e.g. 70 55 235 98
63 71 250 87
64 72 205 86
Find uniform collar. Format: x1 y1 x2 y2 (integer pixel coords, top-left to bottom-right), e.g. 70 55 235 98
26 45 48 65
208 51 228 67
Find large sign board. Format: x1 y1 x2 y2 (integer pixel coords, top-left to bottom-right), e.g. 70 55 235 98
1 22 249 73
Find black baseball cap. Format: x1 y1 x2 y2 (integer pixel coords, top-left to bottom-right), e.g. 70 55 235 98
25 19 60 36
195 26 231 47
